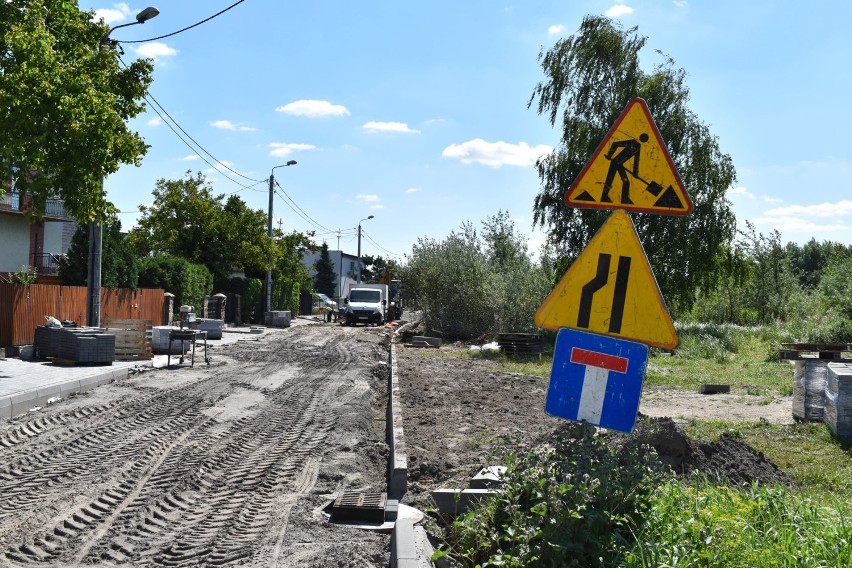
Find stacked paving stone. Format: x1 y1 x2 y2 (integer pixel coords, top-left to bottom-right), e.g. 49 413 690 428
271 310 291 328
33 325 63 359
825 363 852 440
792 360 828 421
150 326 190 354
196 318 223 339
56 328 115 363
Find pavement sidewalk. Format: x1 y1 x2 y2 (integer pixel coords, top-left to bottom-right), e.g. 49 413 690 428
0 319 318 419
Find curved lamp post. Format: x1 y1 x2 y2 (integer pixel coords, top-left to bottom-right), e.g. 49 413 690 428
357 215 374 283
266 160 298 314
87 7 160 328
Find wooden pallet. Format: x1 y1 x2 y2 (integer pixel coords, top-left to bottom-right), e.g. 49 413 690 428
779 342 852 361
497 333 544 356
102 319 154 361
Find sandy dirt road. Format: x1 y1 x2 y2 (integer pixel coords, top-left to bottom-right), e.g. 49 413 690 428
0 324 390 567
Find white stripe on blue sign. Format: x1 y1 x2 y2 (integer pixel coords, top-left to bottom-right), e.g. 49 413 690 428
577 364 609 423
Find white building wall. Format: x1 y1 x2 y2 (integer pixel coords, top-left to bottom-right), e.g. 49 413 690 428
301 249 359 300
0 216 31 272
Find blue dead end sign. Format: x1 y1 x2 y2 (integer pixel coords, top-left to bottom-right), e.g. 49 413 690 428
545 328 649 433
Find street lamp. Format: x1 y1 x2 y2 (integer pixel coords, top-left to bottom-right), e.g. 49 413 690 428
266 160 298 315
100 7 160 47
357 215 374 283
87 6 160 328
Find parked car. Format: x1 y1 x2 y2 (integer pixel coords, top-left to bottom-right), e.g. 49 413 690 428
311 293 339 321
317 293 338 310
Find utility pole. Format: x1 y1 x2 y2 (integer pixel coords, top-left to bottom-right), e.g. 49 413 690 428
337 231 342 299
266 160 297 316
86 218 102 327
265 172 274 314
357 215 374 284
87 7 160 328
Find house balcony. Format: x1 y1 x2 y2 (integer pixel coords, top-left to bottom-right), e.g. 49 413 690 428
32 253 65 276
0 190 69 220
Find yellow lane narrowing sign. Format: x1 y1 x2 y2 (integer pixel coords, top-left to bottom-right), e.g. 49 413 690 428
535 209 678 349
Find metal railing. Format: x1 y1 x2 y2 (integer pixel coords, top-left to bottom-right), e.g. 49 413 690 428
31 254 65 275
0 190 68 219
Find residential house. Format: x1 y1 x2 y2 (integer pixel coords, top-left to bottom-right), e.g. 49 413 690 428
301 248 361 301
0 189 77 283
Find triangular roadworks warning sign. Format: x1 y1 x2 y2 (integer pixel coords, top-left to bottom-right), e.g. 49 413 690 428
565 98 692 216
535 209 678 349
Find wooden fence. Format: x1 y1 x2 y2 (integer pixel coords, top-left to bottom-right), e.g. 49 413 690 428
0 283 166 347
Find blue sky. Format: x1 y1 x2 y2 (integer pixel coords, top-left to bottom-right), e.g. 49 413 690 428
78 0 852 262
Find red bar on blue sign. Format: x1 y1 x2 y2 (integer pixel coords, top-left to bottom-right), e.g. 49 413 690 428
570 347 629 373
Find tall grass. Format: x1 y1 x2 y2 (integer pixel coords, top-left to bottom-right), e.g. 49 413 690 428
626 479 852 567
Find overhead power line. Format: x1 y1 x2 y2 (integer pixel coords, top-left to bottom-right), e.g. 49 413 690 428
360 228 404 259
274 186 334 235
141 90 265 183
119 0 248 44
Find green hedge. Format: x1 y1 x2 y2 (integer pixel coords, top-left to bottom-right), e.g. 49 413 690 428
138 254 212 312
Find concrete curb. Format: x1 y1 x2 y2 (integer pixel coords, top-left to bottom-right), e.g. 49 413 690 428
388 341 408 499
0 366 128 419
388 327 435 567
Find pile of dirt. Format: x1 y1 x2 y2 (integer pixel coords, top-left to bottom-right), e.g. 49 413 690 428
618 416 796 487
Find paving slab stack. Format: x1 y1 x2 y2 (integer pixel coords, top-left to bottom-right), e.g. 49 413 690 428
150 326 191 354
33 325 63 358
271 311 291 328
196 318 223 339
792 359 828 421
56 328 116 363
825 363 852 440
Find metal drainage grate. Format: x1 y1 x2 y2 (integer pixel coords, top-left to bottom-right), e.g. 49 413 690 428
330 492 387 523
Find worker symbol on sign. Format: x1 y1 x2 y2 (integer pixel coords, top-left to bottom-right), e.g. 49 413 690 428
601 133 649 205
565 98 693 215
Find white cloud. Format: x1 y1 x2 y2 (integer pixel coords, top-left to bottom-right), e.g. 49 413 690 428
211 120 238 131
356 194 381 204
276 100 350 118
548 24 566 35
673 0 688 7
728 185 755 199
147 117 161 127
405 187 422 194
208 161 235 175
753 216 852 234
442 139 553 168
605 3 635 17
764 200 852 218
728 185 781 203
182 154 201 161
362 121 420 134
210 120 257 132
92 3 131 25
268 142 317 157
134 42 177 61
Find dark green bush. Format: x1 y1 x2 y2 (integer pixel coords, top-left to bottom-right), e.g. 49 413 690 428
138 254 212 311
436 425 669 567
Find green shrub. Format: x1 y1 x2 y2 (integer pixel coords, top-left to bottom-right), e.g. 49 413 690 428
241 278 263 323
138 254 212 311
435 425 669 567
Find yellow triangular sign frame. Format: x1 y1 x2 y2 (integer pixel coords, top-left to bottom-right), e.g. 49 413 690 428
565 97 692 216
535 210 678 349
